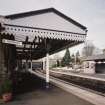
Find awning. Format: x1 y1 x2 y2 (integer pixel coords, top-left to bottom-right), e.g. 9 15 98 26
0 8 87 59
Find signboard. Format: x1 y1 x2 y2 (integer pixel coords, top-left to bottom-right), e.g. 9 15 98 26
2 39 22 46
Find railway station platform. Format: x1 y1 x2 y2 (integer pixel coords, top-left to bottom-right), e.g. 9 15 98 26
1 72 94 105
3 86 94 105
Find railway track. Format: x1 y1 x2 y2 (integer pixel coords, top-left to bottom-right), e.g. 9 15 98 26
28 69 105 105
50 70 105 94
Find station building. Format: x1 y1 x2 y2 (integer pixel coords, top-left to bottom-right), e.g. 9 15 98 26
83 54 105 74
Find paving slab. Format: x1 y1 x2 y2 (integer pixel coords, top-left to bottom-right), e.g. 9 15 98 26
2 85 94 105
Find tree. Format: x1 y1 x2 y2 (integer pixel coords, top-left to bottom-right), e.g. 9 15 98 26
82 41 95 57
53 53 62 67
76 51 80 64
57 60 60 67
103 49 105 54
71 53 75 63
61 48 71 67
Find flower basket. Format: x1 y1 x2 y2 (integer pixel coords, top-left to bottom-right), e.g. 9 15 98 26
0 79 12 102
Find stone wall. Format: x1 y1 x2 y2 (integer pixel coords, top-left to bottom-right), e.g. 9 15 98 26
0 34 7 81
0 33 17 82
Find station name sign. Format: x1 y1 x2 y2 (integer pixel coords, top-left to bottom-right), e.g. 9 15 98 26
2 39 22 46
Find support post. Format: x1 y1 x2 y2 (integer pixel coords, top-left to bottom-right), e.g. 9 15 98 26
30 60 32 70
46 53 49 88
75 54 76 65
26 60 28 71
74 54 76 70
43 58 45 70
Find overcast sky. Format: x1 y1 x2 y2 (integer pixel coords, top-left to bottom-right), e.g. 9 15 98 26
0 0 105 55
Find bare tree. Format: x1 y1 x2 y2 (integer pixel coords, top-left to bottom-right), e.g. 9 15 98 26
82 41 95 57
103 49 105 54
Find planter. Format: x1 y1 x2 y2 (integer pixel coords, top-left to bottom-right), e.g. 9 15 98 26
2 93 12 102
0 79 13 102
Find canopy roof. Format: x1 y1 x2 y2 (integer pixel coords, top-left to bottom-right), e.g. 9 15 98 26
83 54 105 61
0 8 87 60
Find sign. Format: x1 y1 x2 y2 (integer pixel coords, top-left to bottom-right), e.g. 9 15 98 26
2 39 22 46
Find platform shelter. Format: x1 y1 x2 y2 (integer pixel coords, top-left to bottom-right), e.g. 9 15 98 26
0 8 87 86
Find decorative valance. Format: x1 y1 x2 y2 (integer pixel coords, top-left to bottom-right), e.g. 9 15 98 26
1 24 86 42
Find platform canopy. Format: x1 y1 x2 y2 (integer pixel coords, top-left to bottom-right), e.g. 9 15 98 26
0 8 87 60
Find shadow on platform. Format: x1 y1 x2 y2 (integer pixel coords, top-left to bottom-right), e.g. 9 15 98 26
2 72 94 105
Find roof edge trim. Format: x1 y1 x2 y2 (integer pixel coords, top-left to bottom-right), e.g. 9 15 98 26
5 8 87 30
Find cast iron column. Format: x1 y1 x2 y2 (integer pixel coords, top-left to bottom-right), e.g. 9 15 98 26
46 53 49 88
45 42 50 88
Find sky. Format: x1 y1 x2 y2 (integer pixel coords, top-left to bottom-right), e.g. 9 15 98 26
0 0 105 57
